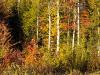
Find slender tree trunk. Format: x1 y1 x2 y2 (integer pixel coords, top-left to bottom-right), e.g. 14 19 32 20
67 8 70 45
48 1 51 50
97 9 100 46
97 27 100 56
72 25 75 51
16 0 20 15
56 0 60 54
97 5 100 56
37 16 39 43
18 0 20 3
36 2 39 48
71 3 77 71
77 1 80 45
67 18 70 45
98 27 100 45
72 6 76 51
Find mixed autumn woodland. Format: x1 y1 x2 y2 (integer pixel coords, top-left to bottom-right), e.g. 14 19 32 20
0 0 100 75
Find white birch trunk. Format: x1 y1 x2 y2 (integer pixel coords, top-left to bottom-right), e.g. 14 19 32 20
72 24 75 50
77 1 80 45
17 0 20 15
36 3 39 48
98 27 100 45
67 8 70 45
56 0 60 54
48 2 51 50
97 9 100 46
37 16 39 43
17 0 20 3
97 7 100 56
97 27 100 56
72 6 76 50
67 18 70 45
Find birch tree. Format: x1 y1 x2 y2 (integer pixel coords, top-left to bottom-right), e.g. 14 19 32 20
67 7 70 45
97 4 100 46
72 7 76 51
77 0 80 45
16 0 20 15
36 8 39 48
56 0 60 54
48 1 51 50
36 0 40 47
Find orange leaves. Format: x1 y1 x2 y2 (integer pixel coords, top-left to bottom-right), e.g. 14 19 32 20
25 52 37 65
63 16 68 19
27 39 37 53
63 24 69 30
61 22 76 31
25 39 44 65
40 24 48 33
67 0 75 6
81 10 91 27
69 22 76 30
81 19 91 27
27 45 33 52
25 39 38 65
61 23 69 30
81 10 89 16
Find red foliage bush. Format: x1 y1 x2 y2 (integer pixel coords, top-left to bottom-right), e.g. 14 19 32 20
63 22 76 30
3 50 24 65
64 16 68 19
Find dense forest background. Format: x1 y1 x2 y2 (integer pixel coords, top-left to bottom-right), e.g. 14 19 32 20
0 0 100 75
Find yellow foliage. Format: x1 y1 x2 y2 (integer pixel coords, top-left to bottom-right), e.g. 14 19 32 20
51 27 57 36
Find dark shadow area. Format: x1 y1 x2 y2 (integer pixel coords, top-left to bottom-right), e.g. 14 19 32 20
7 6 24 51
